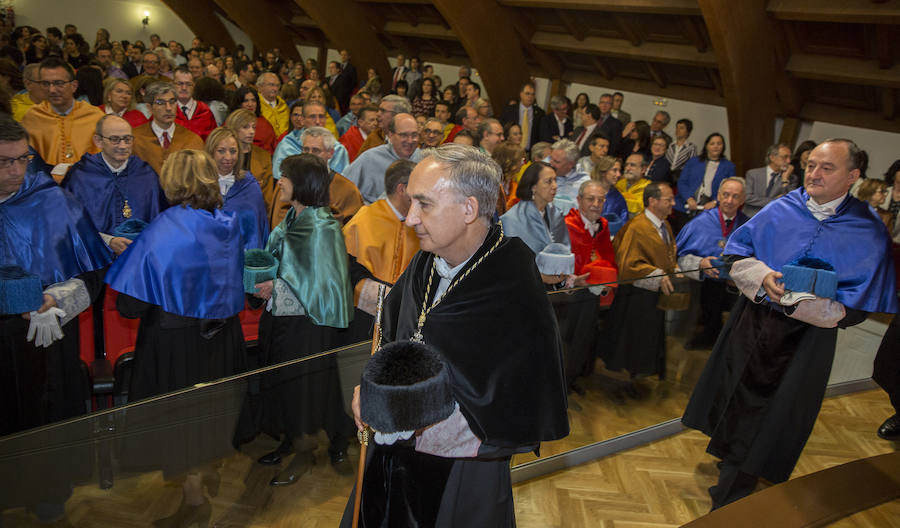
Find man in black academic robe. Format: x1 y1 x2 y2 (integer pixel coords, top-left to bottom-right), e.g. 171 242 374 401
682 140 898 510
342 145 569 527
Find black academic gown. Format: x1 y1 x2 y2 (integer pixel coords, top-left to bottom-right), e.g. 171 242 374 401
341 224 569 527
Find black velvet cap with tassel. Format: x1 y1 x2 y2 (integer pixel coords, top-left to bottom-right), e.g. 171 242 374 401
360 340 455 434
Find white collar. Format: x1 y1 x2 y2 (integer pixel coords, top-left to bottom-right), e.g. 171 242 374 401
264 97 278 108
383 197 405 221
806 193 847 220
105 106 125 117
580 211 600 236
218 172 235 197
434 254 472 282
151 120 175 141
645 209 664 229
101 153 129 174
179 98 196 117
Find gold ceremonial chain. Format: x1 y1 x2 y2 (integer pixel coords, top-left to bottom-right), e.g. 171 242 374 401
411 223 504 343
122 200 133 219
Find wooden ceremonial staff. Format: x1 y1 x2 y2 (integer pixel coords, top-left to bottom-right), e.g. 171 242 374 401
352 284 387 527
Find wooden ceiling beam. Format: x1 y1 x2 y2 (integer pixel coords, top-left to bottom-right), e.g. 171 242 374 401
294 0 393 93
705 68 723 97
875 25 895 70
496 0 701 15
159 0 237 52
432 0 534 117
612 14 642 46
212 0 297 59
679 16 708 53
768 0 900 24
786 53 900 89
698 0 777 175
592 57 614 81
382 21 457 41
883 88 897 121
800 102 900 134
558 10 587 42
530 32 717 67
644 62 666 88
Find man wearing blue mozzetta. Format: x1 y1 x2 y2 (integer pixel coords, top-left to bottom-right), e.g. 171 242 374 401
682 139 898 510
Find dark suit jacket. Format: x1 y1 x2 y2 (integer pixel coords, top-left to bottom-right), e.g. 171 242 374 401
122 60 141 79
329 73 352 110
743 166 800 217
390 66 408 90
538 114 573 144
598 115 623 154
499 102 545 151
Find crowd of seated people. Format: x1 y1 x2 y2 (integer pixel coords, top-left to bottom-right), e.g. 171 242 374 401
1 21 898 524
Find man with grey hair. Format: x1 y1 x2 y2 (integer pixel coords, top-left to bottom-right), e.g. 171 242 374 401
420 117 445 149
743 142 798 216
649 110 672 143
675 176 748 349
132 82 203 174
273 101 350 180
549 138 588 211
11 63 47 121
300 126 362 224
476 118 504 155
343 144 569 527
345 113 424 203
539 95 573 143
357 94 413 156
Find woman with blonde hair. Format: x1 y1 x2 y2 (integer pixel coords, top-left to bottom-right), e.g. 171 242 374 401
491 140 526 213
591 155 629 222
205 127 269 249
99 78 148 128
857 178 893 230
105 149 247 527
225 108 275 215
306 85 341 137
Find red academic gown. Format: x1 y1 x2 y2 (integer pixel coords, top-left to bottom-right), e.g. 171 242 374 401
254 116 277 154
565 208 618 306
99 105 149 128
175 101 217 141
339 125 365 163
443 124 463 144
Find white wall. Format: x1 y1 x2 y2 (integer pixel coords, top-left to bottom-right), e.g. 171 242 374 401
15 0 251 54
802 122 898 180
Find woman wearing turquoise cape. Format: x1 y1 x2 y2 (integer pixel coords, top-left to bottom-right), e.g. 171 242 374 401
237 153 356 486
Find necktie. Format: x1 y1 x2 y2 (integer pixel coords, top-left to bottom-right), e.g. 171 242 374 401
659 224 670 245
520 108 530 149
181 105 189 118
575 128 586 149
725 218 733 231
765 171 779 195
161 131 170 149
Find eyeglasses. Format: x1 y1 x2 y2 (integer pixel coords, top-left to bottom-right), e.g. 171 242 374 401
152 99 178 107
98 134 134 145
423 129 443 135
0 153 34 169
37 80 71 88
301 147 326 155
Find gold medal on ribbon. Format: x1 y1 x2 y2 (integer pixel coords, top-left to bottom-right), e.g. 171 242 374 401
718 239 726 248
123 200 133 219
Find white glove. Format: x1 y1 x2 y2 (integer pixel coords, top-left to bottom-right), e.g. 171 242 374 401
26 307 67 348
589 285 609 297
374 430 415 445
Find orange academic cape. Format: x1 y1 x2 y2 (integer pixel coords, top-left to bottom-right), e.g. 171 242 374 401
22 101 104 180
613 211 677 281
342 198 419 303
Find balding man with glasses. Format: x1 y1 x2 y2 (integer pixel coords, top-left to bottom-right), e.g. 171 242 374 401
21 57 104 182
62 115 166 255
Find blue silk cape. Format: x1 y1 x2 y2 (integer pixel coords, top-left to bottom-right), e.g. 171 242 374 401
677 207 748 259
105 205 244 319
602 186 629 221
1 161 112 286
62 153 167 233
223 175 269 250
724 188 897 313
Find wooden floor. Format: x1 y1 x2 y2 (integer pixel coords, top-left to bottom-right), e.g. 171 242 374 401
514 389 900 528
2 389 897 527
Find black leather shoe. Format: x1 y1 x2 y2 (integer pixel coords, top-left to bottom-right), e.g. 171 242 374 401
269 453 314 486
258 438 293 465
877 414 900 440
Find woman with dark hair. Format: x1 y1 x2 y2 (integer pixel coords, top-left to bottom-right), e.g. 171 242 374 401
230 85 277 154
885 159 900 243
573 92 589 128
24 34 48 64
0 58 24 93
411 77 437 117
501 162 583 288
443 85 461 120
240 153 355 485
194 76 229 125
74 66 104 106
394 79 409 98
791 139 816 183
617 120 651 160
106 150 246 526
672 132 736 232
277 101 305 142
63 33 91 70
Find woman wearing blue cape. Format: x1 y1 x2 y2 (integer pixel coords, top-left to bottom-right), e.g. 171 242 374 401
105 149 247 527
